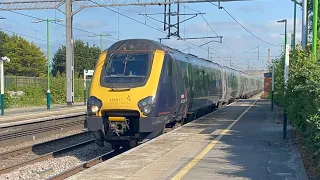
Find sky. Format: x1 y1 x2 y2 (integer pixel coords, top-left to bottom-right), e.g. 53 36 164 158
0 0 302 72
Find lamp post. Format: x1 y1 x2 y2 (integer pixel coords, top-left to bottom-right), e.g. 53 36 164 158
32 18 63 110
271 63 274 111
277 19 287 55
277 19 288 139
88 34 112 51
302 0 308 50
293 0 297 50
0 56 10 116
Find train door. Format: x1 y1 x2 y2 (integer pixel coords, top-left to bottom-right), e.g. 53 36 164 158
235 72 241 99
154 54 176 117
221 68 227 103
172 58 188 120
239 74 244 98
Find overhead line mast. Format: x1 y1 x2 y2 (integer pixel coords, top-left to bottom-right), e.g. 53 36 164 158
0 0 248 106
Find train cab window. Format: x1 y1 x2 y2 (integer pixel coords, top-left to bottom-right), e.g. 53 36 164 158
102 52 152 86
106 54 148 75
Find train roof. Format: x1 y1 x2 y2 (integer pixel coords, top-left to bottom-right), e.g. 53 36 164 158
107 39 263 80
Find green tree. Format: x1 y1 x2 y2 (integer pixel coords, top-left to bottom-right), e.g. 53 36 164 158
2 34 46 76
52 39 101 77
0 31 9 57
272 43 320 165
51 45 66 76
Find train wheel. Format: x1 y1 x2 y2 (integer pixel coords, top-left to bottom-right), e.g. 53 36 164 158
122 140 137 150
111 143 121 150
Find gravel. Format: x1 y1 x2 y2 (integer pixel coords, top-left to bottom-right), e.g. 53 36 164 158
0 129 84 154
0 142 112 180
294 130 320 180
0 131 93 171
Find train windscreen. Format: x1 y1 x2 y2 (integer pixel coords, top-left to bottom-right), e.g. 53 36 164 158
103 52 150 84
100 40 158 88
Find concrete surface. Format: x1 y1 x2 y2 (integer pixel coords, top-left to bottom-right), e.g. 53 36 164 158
170 100 307 180
66 99 307 180
0 103 86 126
2 102 84 114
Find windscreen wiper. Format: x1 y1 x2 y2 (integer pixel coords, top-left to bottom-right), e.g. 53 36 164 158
122 43 141 76
110 88 131 91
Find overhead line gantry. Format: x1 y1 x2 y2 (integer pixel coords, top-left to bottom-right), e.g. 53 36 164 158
0 0 246 105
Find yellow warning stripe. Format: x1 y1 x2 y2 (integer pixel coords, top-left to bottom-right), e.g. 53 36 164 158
171 99 258 180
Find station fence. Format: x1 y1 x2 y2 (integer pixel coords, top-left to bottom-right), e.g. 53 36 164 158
0 75 93 108
3 76 92 89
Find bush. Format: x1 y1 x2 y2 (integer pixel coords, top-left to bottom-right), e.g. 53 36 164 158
3 91 13 109
273 44 320 165
75 78 85 103
19 85 46 106
51 72 66 104
4 73 86 108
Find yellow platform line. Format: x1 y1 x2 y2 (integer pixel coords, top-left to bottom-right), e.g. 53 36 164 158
171 99 258 180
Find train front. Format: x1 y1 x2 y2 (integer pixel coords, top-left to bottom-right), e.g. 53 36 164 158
85 39 166 149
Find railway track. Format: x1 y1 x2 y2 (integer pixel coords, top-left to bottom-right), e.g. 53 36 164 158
0 99 248 179
0 120 84 142
0 114 85 146
47 119 191 179
48 148 125 180
46 106 218 179
47 97 262 179
0 132 93 175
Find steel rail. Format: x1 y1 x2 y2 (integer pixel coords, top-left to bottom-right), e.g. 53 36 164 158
0 119 84 141
48 148 126 180
0 133 93 175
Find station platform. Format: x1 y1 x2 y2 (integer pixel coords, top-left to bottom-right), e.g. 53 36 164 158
67 98 308 180
0 102 86 126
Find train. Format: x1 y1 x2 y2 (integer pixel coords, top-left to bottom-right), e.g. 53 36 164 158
85 39 263 149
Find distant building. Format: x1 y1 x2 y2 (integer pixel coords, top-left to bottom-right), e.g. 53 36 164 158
264 72 272 97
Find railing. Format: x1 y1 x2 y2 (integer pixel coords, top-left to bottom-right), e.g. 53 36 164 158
2 76 91 89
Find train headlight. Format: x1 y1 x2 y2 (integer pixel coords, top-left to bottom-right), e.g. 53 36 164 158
138 96 154 116
87 96 102 115
143 106 152 114
91 105 99 113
